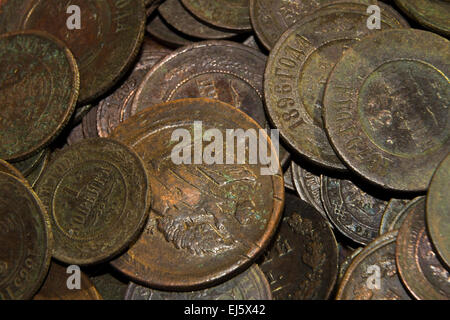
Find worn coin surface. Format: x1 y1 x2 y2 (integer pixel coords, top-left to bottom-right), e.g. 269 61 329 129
181 0 252 31
323 29 450 192
0 172 53 300
336 231 411 300
146 13 195 47
379 197 419 235
111 98 284 289
259 193 338 300
0 31 79 161
321 176 388 245
35 138 150 265
426 153 450 268
125 265 272 300
396 196 450 300
0 0 146 103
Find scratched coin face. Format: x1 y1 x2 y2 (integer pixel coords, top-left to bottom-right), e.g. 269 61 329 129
35 138 150 265
0 31 79 161
0 172 53 300
323 29 450 192
0 0 146 103
125 265 272 300
396 196 450 300
258 193 338 300
111 99 284 289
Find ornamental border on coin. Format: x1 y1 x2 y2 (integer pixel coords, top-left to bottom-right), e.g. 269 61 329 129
323 29 450 192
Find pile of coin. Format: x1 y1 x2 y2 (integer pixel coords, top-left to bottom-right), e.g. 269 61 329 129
0 0 448 300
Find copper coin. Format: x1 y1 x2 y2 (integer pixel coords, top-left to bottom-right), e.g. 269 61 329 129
146 13 196 48
259 193 338 300
396 196 450 300
323 29 450 192
110 98 284 290
0 30 79 161
0 172 53 300
379 197 420 235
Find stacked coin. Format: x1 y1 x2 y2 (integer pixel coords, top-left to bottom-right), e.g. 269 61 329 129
0 0 448 300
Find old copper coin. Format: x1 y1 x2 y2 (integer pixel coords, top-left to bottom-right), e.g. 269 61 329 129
395 0 449 36
110 98 284 289
34 262 102 300
35 138 150 265
321 176 388 245
0 159 25 181
0 0 146 104
336 231 411 300
323 29 450 192
396 196 450 300
181 0 252 31
0 172 53 300
250 0 408 50
426 153 450 268
259 193 338 300
379 197 420 235
159 0 238 39
146 13 196 48
0 31 79 161
125 265 272 300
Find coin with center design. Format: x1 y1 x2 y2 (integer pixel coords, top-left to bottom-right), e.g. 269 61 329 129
35 138 150 265
0 31 79 161
0 172 53 300
110 98 284 290
323 29 450 192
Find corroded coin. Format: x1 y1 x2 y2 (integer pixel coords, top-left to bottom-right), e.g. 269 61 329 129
34 262 102 300
426 153 450 268
323 29 450 192
111 98 284 289
396 196 450 300
0 159 25 181
181 0 252 31
321 176 388 245
125 265 272 300
0 31 79 161
0 172 53 300
395 0 449 36
259 193 338 300
336 231 411 300
379 197 420 235
0 0 146 103
35 138 150 265
146 13 196 47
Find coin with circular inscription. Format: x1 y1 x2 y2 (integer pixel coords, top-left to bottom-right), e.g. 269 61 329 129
181 0 252 32
0 159 25 181
0 31 79 161
323 29 450 192
0 0 146 104
426 153 450 268
259 193 338 300
321 176 388 245
0 172 53 300
110 98 284 290
35 138 151 265
336 231 411 300
125 265 272 300
396 197 450 300
379 197 421 235
146 13 196 47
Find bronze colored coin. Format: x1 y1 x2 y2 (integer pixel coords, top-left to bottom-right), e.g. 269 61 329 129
125 265 272 300
336 231 411 300
159 0 238 39
0 172 53 300
35 138 150 265
427 153 450 268
146 13 195 48
395 0 449 36
321 176 388 245
291 162 327 220
97 37 172 138
0 0 146 104
181 0 252 31
259 193 338 300
10 149 46 177
34 262 102 300
110 98 284 289
25 149 51 188
0 31 79 161
323 29 450 192
0 160 25 181
250 0 408 50
379 197 420 235
396 197 450 300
